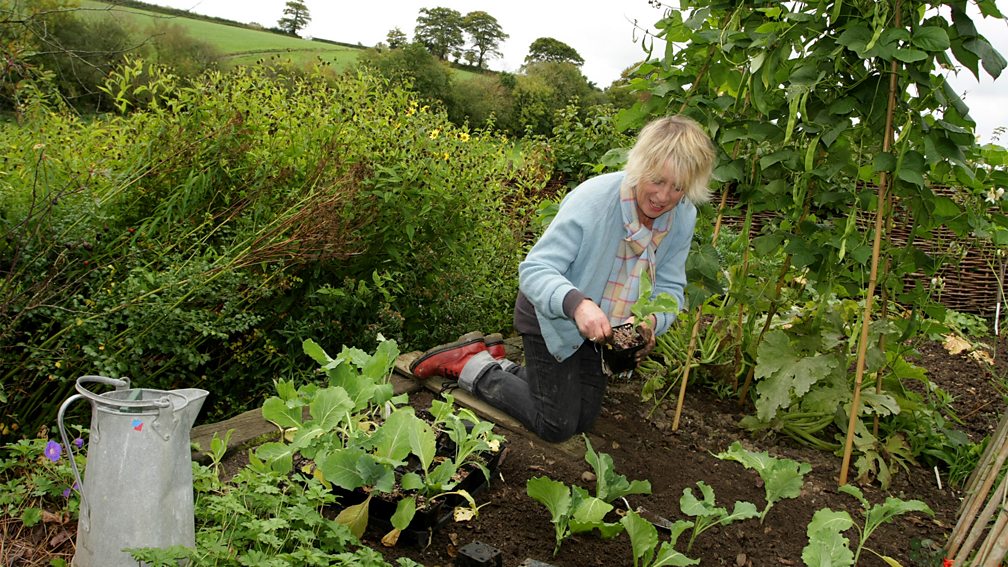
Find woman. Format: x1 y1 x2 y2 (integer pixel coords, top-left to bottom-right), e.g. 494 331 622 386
410 115 716 442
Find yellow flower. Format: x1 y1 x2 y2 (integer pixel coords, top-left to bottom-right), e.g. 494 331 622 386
444 152 450 161
55 361 62 368
429 129 440 140
459 132 470 142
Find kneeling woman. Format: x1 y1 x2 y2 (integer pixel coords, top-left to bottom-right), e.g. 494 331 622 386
410 115 716 443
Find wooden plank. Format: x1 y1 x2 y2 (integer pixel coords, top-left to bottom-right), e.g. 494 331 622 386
191 408 275 463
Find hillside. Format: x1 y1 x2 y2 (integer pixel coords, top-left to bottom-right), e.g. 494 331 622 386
83 0 364 71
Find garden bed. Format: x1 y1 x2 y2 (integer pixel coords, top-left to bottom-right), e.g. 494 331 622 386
366 339 1005 567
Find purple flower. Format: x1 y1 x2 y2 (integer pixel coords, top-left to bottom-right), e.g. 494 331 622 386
73 437 83 449
63 482 79 498
44 440 62 462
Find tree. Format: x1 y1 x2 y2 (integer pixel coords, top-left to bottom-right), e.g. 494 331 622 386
513 61 598 136
386 27 408 49
414 7 464 61
462 11 508 68
525 37 584 67
277 0 311 36
357 42 453 109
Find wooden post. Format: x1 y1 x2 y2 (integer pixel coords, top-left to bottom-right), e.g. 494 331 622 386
839 0 900 486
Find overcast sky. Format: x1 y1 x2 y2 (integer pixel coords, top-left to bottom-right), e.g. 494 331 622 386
142 0 1008 144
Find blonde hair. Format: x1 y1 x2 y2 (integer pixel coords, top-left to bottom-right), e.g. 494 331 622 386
623 115 716 205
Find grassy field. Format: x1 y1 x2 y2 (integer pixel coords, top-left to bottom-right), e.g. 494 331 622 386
82 1 364 71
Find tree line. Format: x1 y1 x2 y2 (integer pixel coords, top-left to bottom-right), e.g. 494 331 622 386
278 2 587 70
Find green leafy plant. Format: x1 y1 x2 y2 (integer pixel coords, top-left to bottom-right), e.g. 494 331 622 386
526 435 650 556
620 509 698 567
715 441 811 523
428 394 506 483
640 297 737 411
679 481 759 552
632 271 680 330
525 476 624 557
802 484 934 566
0 437 82 530
257 338 503 543
583 434 652 502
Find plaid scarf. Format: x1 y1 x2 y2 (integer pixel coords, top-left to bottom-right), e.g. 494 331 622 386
599 182 673 322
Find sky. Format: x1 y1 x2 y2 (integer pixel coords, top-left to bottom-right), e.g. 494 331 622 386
141 0 1008 144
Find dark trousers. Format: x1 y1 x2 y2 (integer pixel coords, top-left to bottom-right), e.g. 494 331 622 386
469 334 607 443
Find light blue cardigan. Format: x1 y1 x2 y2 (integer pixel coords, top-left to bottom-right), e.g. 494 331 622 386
518 171 697 361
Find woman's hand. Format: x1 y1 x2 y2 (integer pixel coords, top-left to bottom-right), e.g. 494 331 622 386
574 300 612 344
631 314 657 362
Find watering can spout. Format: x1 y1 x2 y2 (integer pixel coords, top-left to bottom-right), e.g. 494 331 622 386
174 388 209 429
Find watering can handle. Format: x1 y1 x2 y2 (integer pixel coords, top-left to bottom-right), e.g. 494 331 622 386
57 393 90 532
75 375 170 410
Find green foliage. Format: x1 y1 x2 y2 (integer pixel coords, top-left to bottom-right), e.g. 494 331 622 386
525 37 585 67
461 11 507 68
258 338 503 541
632 271 680 331
548 102 633 187
802 484 934 566
145 22 221 76
357 42 455 111
715 441 811 523
514 62 600 136
448 73 517 132
679 481 759 552
639 296 738 410
525 435 650 556
1 63 525 439
624 0 1008 487
941 309 990 339
620 509 698 567
31 7 136 112
582 434 652 502
414 7 465 61
0 436 83 536
525 476 624 557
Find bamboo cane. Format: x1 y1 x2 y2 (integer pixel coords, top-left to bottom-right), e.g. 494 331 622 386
873 195 895 437
671 188 730 431
947 407 1008 558
839 0 901 487
977 507 1008 567
960 408 1008 517
952 466 1008 564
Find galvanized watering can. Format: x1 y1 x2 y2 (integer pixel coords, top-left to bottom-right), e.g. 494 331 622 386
57 375 208 567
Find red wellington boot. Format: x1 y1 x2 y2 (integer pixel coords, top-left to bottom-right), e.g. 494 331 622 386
410 335 488 379
457 331 506 359
484 333 506 359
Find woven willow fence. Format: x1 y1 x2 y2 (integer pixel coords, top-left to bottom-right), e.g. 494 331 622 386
721 186 1004 319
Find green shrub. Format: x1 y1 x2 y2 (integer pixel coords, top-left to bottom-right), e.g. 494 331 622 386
547 102 632 188
0 63 527 439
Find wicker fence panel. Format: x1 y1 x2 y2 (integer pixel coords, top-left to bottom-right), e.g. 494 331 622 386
716 187 1003 318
